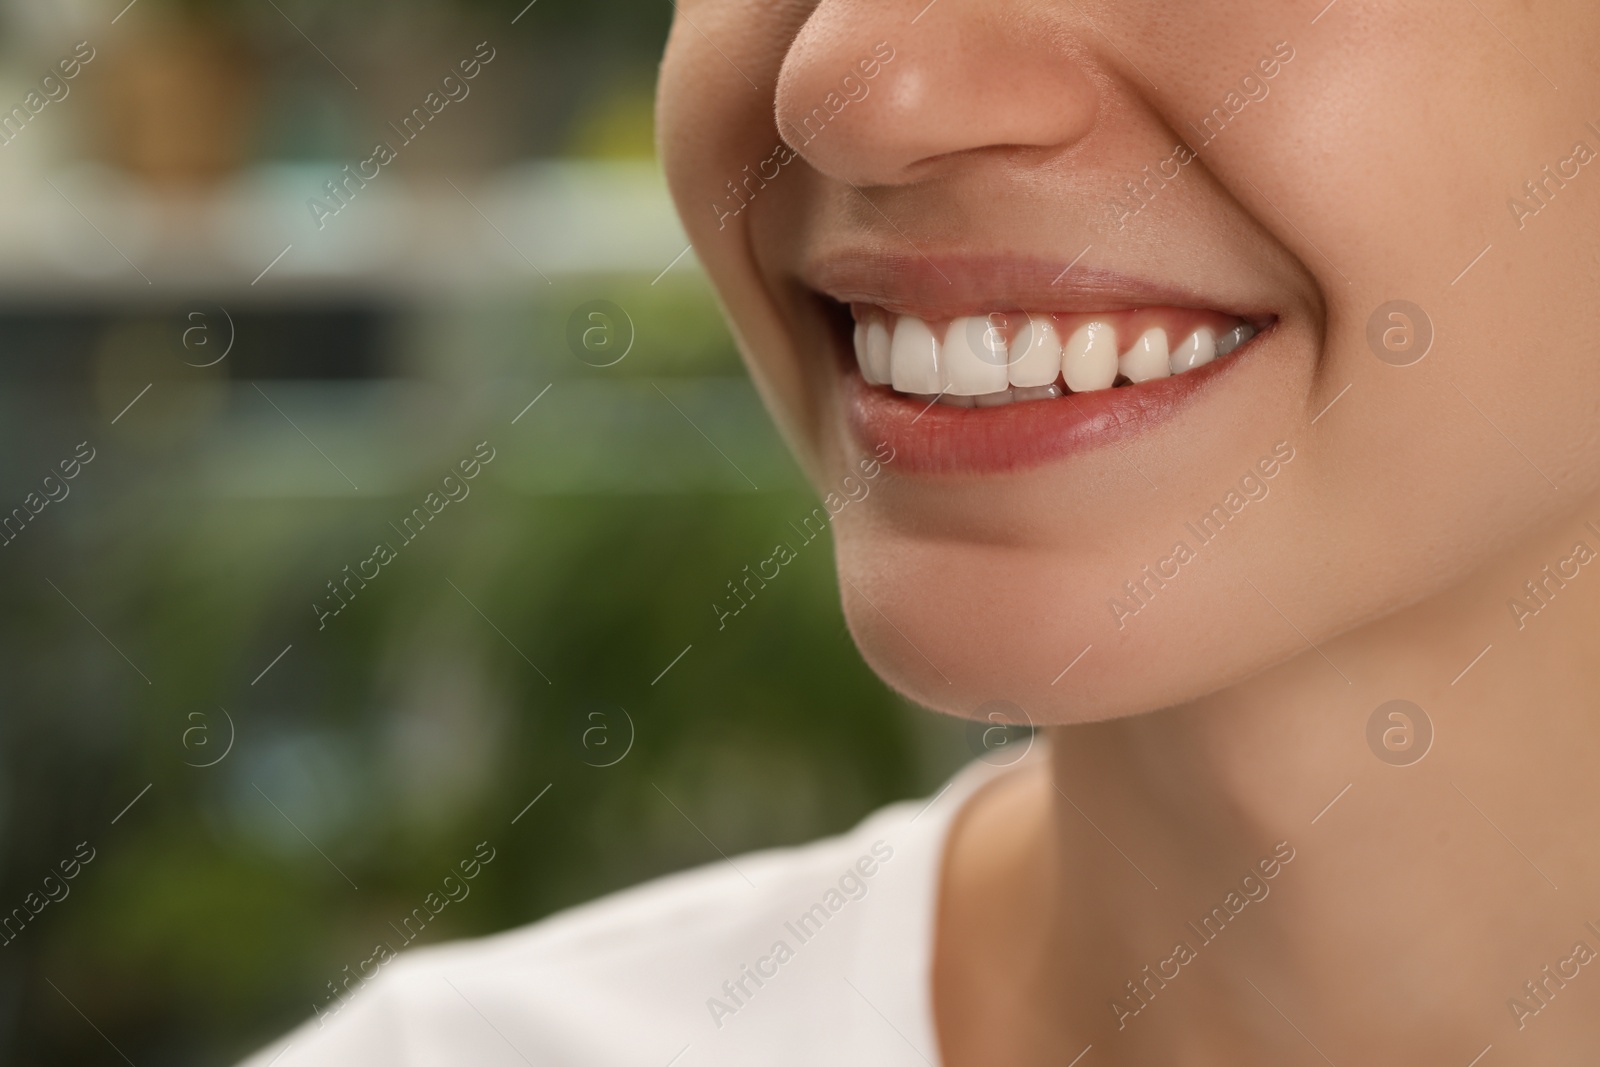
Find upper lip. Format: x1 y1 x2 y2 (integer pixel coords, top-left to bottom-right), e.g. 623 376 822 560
802 251 1268 323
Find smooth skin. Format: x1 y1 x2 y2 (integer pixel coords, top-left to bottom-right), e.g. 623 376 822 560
658 0 1600 1062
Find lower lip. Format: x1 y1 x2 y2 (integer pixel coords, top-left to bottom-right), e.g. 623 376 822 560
842 340 1257 475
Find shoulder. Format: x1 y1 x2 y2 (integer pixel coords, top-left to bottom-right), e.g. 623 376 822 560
234 772 986 1067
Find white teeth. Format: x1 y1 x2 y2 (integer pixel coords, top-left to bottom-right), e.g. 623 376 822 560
942 317 1011 396
1170 326 1216 373
1119 327 1170 383
858 311 1251 400
852 319 894 384
1214 323 1256 358
1008 314 1063 388
890 316 942 394
865 320 892 383
1062 321 1118 392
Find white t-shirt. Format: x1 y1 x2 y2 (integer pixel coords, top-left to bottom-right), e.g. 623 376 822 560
237 751 1030 1067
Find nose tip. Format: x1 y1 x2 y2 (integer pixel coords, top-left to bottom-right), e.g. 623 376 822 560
774 3 1099 188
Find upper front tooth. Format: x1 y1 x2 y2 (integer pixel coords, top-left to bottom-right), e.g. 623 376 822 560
865 320 892 383
1119 327 1170 383
853 320 871 380
890 315 942 394
1008 314 1063 388
1170 326 1216 373
942 317 1011 396
1062 321 1118 392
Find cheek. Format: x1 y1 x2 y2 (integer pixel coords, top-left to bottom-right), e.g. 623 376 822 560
657 4 810 224
657 12 838 479
1255 6 1600 612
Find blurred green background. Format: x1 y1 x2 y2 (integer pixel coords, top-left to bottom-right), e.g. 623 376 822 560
0 1 970 1062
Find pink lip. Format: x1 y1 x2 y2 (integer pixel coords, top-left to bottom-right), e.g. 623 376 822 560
842 350 1253 475
808 252 1272 475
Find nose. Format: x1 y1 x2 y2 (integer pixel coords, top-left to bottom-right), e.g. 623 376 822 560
773 0 1100 188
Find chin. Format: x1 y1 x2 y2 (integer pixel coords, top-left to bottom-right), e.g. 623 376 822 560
837 523 1234 725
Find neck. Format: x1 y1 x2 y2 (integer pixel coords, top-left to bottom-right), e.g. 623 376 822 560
1062 504 1600 1058
940 501 1600 1064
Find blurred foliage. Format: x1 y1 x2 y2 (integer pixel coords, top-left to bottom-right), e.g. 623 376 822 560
564 80 659 160
0 275 968 1065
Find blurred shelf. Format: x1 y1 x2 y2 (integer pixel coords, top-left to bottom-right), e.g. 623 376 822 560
0 159 697 304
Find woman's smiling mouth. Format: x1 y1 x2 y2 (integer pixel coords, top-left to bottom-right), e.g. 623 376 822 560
809 254 1276 474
